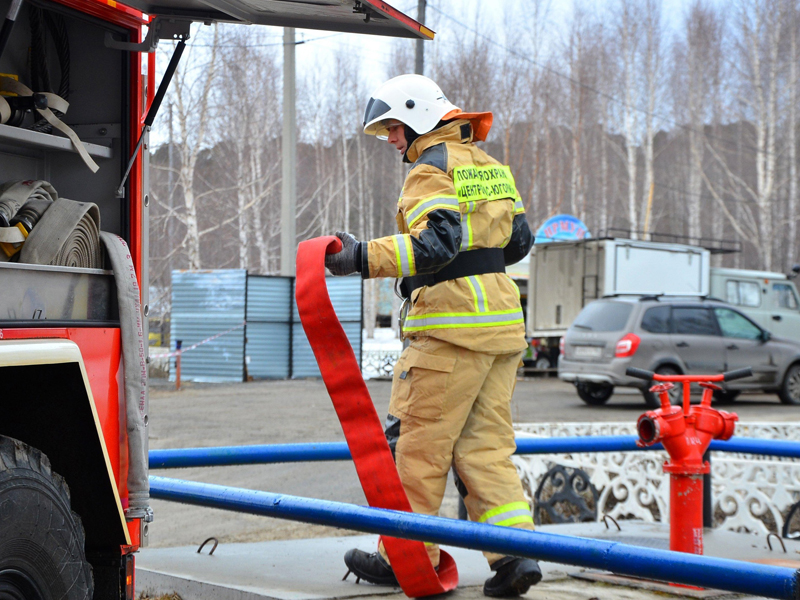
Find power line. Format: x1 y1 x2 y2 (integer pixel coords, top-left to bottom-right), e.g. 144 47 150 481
427 3 781 159
188 32 344 48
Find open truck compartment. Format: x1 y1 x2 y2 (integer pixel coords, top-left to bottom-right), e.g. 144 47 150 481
0 0 133 236
528 238 710 339
0 0 429 597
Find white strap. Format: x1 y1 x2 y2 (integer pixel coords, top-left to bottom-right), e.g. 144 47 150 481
0 226 25 243
0 76 99 173
0 96 10 124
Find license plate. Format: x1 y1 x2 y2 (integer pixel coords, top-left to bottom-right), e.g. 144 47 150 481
573 345 602 359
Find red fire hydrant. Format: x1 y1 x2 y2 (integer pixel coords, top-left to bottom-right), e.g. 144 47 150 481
630 368 745 556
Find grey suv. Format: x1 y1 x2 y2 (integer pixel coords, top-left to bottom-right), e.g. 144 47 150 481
558 297 800 407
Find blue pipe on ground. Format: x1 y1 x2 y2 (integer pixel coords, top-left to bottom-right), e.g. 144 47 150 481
148 436 800 469
149 475 799 599
148 436 664 469
708 437 800 458
149 442 351 469
150 435 800 469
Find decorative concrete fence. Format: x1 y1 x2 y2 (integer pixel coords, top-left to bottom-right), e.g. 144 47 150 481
512 422 800 537
362 349 402 379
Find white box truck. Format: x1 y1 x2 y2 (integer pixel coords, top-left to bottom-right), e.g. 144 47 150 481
527 238 710 367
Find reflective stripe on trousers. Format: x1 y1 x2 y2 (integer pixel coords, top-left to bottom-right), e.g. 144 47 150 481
478 501 534 528
403 308 523 332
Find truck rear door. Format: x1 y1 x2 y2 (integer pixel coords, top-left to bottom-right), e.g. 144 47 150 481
120 0 432 38
770 282 800 342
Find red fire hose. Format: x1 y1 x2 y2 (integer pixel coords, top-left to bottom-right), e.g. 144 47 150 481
295 236 458 597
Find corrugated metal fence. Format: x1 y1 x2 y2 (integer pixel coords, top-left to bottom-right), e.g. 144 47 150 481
170 270 362 382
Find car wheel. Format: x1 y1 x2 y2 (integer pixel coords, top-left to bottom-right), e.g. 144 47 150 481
713 390 740 405
535 356 552 370
642 366 682 408
779 364 800 405
576 383 614 405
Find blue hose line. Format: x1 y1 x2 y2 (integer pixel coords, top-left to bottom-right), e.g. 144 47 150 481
148 436 663 469
149 442 351 469
513 435 664 454
148 436 800 469
709 437 800 458
149 475 799 599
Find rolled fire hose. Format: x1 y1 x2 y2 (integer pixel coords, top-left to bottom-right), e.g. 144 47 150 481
295 236 459 598
18 197 102 267
0 179 150 515
0 179 58 250
0 75 99 173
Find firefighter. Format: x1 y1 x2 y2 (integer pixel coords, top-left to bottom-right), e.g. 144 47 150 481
325 74 538 598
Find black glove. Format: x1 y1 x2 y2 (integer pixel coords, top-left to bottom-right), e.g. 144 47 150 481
325 231 362 276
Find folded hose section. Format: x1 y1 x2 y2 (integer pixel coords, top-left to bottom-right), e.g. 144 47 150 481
295 236 458 597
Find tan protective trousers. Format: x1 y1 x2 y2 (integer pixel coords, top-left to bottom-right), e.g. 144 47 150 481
379 336 534 568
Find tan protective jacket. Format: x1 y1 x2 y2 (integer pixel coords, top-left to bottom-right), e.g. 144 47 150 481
364 119 533 354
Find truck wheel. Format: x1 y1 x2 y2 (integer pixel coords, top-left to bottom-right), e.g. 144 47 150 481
576 383 614 405
780 364 800 405
642 366 682 408
0 436 93 600
535 356 552 370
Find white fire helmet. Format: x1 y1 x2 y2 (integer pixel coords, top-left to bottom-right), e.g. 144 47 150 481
363 74 459 140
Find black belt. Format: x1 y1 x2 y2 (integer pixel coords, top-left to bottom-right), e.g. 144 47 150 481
400 248 505 298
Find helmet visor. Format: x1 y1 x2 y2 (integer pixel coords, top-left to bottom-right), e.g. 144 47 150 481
363 97 392 127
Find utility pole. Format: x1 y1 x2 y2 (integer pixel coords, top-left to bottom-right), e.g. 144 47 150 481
414 0 426 75
167 101 174 255
281 27 297 277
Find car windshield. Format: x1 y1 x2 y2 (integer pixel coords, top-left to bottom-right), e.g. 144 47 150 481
573 302 633 332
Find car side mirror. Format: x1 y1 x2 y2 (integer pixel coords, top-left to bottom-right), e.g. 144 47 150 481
761 330 772 343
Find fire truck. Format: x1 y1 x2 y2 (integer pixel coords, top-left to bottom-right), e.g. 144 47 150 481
0 0 429 597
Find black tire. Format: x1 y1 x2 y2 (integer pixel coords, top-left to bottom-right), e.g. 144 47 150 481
535 356 552 370
713 390 740 405
642 366 682 408
576 383 614 405
780 363 800 405
0 436 93 600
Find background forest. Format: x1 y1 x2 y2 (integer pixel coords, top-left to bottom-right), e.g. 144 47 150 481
148 0 800 332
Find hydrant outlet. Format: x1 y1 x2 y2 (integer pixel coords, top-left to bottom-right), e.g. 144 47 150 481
638 416 659 445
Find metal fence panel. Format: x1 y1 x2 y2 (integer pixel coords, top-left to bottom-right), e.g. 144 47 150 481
245 276 293 379
169 271 361 382
170 270 246 383
245 322 291 379
291 276 362 379
246 276 292 322
291 321 362 379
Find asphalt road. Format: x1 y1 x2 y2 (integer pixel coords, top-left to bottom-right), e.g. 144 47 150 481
146 375 797 549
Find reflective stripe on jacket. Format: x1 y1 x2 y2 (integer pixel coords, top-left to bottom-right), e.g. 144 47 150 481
364 119 534 353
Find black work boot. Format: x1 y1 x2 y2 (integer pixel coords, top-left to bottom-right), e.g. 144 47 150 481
343 549 398 586
484 557 542 597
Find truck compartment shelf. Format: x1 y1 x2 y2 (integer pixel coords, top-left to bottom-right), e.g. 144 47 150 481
0 261 119 325
0 123 113 159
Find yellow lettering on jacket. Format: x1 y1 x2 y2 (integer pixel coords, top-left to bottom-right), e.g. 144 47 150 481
453 165 518 202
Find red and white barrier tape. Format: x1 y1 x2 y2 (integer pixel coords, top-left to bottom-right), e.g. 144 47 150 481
161 321 246 358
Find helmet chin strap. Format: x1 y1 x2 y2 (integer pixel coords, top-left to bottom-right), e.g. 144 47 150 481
402 125 421 163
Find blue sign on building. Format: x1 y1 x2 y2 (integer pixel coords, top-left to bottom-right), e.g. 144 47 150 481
535 214 591 243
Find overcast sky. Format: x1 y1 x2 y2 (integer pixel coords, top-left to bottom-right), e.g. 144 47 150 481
287 0 715 94
152 0 717 146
